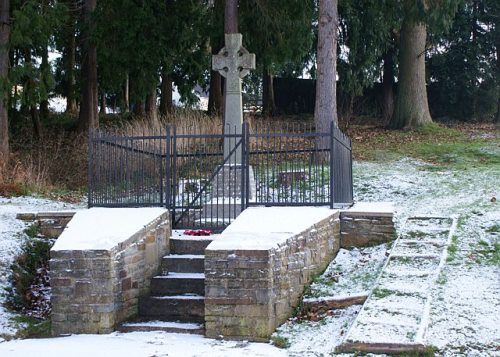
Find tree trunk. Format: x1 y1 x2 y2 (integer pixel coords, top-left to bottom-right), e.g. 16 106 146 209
25 50 41 139
224 0 238 34
262 66 276 117
145 87 157 121
314 0 338 147
78 0 98 132
123 74 129 113
208 43 223 115
0 0 9 164
159 69 173 116
99 92 106 114
134 99 145 117
495 11 500 127
389 20 432 129
40 43 50 121
65 8 77 113
381 47 395 123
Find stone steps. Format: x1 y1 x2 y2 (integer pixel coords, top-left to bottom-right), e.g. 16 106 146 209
162 254 205 273
120 234 214 334
150 273 205 295
118 320 205 334
138 295 205 323
337 216 457 355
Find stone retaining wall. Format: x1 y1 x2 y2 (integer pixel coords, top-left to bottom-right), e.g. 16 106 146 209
204 208 340 341
340 203 396 248
50 209 170 335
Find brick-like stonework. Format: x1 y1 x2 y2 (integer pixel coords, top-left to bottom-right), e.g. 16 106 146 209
50 211 170 335
340 203 396 248
205 209 340 341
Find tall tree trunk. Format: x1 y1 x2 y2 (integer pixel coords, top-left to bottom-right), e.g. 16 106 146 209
25 50 41 139
224 0 238 34
494 11 500 127
78 0 98 132
382 47 395 123
99 92 106 114
134 98 145 117
65 6 77 113
208 45 223 115
262 65 276 117
389 20 432 129
159 68 173 116
40 43 50 121
122 74 129 113
145 87 157 121
0 0 9 164
314 0 338 146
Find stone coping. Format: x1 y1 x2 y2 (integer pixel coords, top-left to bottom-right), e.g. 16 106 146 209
342 202 394 217
52 207 168 251
207 206 338 251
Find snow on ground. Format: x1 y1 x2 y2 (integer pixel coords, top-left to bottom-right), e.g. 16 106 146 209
0 156 499 356
0 331 286 357
0 196 83 340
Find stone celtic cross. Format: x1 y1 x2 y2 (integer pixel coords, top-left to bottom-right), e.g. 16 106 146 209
212 33 255 164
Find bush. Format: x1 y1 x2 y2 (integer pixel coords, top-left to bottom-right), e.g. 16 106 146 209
5 237 54 319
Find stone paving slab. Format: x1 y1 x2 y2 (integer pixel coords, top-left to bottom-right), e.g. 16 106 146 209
337 216 457 354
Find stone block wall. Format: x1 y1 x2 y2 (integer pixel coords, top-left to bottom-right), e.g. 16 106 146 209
340 203 396 248
205 211 340 341
50 212 170 335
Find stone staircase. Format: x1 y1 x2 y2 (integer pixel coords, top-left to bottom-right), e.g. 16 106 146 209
119 236 214 335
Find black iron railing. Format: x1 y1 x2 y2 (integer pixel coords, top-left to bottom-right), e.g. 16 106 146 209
88 121 353 231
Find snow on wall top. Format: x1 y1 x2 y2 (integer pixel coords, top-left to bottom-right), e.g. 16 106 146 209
343 202 394 216
208 207 338 250
51 207 167 251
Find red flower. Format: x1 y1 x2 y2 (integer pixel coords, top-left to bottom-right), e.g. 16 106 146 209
183 229 212 236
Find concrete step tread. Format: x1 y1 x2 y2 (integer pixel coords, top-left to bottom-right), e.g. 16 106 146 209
122 320 203 330
165 254 205 259
155 273 205 279
150 294 204 300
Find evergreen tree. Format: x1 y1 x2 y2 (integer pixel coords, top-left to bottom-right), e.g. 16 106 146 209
0 0 9 164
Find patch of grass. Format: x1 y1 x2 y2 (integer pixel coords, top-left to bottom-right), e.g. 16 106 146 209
350 122 499 170
11 315 51 338
486 224 500 233
470 239 500 266
371 288 393 299
270 335 290 349
446 235 459 262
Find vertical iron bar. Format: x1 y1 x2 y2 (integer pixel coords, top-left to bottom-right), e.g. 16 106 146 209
165 125 171 209
330 122 335 208
172 126 177 227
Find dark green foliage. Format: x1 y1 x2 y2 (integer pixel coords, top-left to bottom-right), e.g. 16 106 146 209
428 0 498 120
94 0 209 105
5 237 53 314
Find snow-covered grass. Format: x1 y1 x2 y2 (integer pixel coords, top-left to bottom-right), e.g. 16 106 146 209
275 158 499 356
1 144 499 355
